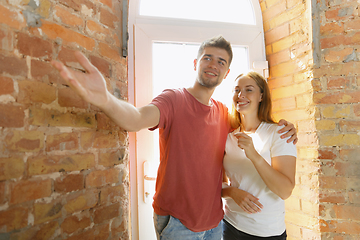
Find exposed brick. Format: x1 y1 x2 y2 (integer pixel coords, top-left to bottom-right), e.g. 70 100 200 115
99 149 126 167
354 104 360 117
333 205 360 221
324 48 354 63
54 173 84 193
69 112 97 128
348 192 360 204
40 21 95 51
269 3 306 29
58 0 96 13
339 120 360 132
64 223 109 240
80 131 118 150
33 221 60 240
10 178 52 204
34 200 63 224
114 61 127 82
0 53 27 77
118 130 128 146
98 42 121 62
335 162 360 176
268 75 293 89
320 35 346 49
96 112 118 130
322 105 350 118
0 157 24 181
339 148 360 161
327 76 350 89
100 185 124 204
319 134 359 147
17 80 56 104
29 106 46 126
0 181 6 204
0 27 13 51
343 32 360 46
319 190 346 203
0 76 14 95
58 87 88 108
268 49 291 67
37 109 96 128
5 130 44 152
111 217 127 236
271 81 311 100
319 176 347 190
265 23 290 45
99 7 118 29
318 149 337 160
61 211 91 234
85 168 120 188
262 1 287 21
99 0 112 8
320 22 344 36
314 91 360 104
0 104 25 128
54 5 84 28
115 80 128 100
272 97 296 112
325 6 354 21
315 119 336 131
31 59 66 85
28 153 95 175
89 55 111 77
46 132 79 151
0 206 28 232
86 20 112 42
64 189 98 214
314 62 360 77
93 202 120 224
0 5 26 30
17 33 52 59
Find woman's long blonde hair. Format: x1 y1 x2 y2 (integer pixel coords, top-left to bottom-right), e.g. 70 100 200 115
230 71 276 129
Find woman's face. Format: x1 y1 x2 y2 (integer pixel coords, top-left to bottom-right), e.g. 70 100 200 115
232 76 262 115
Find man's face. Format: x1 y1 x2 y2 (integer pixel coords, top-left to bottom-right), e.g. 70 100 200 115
194 47 230 89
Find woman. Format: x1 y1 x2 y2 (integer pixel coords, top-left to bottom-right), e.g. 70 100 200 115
222 72 297 239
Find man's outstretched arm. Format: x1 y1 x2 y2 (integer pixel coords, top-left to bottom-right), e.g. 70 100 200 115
51 51 160 132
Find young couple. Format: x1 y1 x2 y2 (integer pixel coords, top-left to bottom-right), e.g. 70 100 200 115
52 35 297 240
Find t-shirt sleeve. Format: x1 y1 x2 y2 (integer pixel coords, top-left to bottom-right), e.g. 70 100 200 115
270 125 297 158
148 89 176 131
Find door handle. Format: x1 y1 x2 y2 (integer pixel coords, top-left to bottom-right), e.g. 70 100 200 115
143 161 156 203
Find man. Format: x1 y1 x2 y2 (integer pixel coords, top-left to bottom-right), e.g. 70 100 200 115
51 36 297 239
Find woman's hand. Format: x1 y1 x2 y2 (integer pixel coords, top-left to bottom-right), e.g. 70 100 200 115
233 132 260 161
229 187 263 214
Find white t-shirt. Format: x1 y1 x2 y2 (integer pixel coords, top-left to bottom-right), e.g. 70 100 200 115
223 122 297 237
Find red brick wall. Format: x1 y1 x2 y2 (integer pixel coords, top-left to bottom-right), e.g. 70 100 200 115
261 0 360 239
0 0 129 239
314 0 360 239
260 1 319 239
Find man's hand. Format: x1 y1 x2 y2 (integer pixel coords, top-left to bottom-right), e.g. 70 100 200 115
278 119 298 144
51 51 109 109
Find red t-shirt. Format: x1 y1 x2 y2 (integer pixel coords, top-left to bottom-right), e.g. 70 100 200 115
150 88 231 232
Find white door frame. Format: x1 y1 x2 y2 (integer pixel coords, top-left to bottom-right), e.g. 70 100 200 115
128 1 266 239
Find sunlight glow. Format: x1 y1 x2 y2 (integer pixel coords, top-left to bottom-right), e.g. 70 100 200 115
152 42 249 108
139 0 255 25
